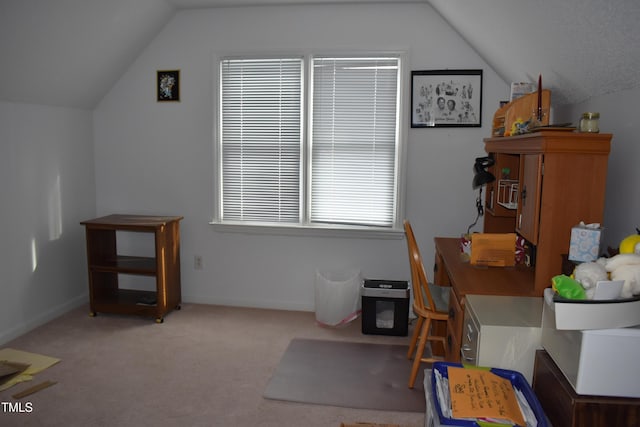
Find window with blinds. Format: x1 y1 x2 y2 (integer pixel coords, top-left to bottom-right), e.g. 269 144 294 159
218 54 402 230
310 57 400 227
220 58 303 223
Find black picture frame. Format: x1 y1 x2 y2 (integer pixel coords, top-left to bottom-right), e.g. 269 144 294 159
411 69 482 128
157 70 180 102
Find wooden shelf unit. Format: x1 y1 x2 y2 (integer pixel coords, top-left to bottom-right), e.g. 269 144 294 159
81 214 183 323
483 130 612 296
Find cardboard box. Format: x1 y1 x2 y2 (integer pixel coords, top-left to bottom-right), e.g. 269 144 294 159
542 289 640 397
568 223 602 262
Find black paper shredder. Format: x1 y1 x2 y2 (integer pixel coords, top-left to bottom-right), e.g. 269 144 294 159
361 279 409 336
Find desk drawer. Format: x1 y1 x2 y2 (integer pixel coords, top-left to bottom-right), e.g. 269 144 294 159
460 307 478 364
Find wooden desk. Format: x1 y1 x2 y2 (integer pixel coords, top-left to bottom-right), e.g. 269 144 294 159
434 237 538 361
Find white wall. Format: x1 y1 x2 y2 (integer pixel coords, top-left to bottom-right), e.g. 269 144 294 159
0 101 95 344
93 3 507 311
556 88 640 251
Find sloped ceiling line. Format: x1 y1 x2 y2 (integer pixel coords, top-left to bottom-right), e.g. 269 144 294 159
1 0 639 109
426 0 640 106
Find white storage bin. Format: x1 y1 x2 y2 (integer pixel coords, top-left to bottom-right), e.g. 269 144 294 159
542 290 640 398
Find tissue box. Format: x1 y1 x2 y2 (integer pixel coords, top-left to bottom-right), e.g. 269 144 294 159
568 224 602 262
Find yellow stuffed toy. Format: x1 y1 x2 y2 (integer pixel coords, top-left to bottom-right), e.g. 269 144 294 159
619 230 640 255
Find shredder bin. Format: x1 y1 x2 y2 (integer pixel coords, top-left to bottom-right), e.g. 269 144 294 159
314 269 362 327
361 279 409 336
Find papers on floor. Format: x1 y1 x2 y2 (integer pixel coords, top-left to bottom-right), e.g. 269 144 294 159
0 361 30 387
0 348 60 391
434 366 538 427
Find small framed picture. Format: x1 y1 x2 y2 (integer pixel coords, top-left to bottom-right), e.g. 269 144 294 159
157 70 180 102
411 69 482 128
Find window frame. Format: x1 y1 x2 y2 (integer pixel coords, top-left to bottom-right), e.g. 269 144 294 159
212 52 408 238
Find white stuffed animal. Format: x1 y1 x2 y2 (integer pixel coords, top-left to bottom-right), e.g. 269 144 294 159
573 259 608 299
605 253 640 298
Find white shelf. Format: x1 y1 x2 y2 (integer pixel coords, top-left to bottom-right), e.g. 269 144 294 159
497 179 518 210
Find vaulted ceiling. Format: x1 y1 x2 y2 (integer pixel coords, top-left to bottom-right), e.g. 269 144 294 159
2 0 639 109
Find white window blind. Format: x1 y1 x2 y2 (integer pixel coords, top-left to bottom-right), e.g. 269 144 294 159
310 57 400 227
220 58 303 223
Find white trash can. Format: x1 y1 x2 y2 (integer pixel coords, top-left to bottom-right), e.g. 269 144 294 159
314 269 362 327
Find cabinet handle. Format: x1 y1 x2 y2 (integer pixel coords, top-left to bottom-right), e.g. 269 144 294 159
460 345 475 363
521 185 527 206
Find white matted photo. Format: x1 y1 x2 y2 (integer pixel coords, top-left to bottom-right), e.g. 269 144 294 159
411 69 482 128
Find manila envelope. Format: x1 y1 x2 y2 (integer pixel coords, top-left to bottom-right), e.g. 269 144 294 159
470 233 516 267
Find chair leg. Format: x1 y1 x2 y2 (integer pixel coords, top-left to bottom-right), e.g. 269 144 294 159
407 316 424 359
408 317 431 389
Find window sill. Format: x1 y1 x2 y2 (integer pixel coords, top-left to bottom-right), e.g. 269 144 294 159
209 221 404 240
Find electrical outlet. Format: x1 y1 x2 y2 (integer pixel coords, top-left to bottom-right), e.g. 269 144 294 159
194 255 203 270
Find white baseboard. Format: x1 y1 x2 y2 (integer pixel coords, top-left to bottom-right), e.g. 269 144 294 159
181 294 315 313
0 293 88 346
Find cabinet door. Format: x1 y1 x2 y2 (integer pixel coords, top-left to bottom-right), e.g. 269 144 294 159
516 154 543 244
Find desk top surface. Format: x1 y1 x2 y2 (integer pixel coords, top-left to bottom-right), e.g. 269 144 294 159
435 237 536 297
81 214 183 229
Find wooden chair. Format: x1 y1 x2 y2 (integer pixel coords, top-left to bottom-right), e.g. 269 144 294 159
403 220 450 388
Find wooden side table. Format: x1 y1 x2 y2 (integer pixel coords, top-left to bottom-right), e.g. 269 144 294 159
532 349 640 426
81 214 183 323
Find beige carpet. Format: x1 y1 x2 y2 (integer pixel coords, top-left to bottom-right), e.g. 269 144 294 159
0 303 425 427
264 338 425 412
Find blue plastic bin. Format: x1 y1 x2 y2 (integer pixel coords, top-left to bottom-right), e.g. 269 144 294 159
431 361 548 427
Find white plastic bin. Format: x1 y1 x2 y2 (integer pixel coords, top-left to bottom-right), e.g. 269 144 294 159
314 269 362 327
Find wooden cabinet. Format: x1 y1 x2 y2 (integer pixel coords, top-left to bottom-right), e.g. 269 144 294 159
533 349 640 426
81 214 183 323
484 131 612 296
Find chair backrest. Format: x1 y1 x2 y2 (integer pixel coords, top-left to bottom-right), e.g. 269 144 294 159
404 220 438 312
